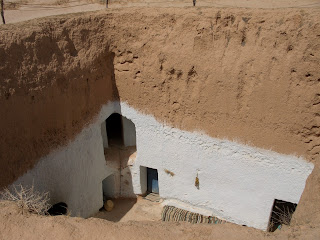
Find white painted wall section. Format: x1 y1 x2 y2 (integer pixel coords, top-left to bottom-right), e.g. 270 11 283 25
9 101 314 231
9 102 118 218
102 175 116 198
122 116 137 147
101 121 108 148
115 102 314 230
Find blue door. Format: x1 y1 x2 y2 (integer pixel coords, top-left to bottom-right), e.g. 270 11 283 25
147 168 159 194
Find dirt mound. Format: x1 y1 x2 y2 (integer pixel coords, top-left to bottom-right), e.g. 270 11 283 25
0 201 275 240
1 200 319 239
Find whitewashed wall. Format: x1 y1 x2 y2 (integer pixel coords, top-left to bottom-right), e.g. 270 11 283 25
101 122 108 148
9 103 117 218
10 101 314 230
122 116 137 147
116 102 314 230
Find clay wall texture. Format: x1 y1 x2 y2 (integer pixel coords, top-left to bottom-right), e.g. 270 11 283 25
9 101 313 230
0 7 319 225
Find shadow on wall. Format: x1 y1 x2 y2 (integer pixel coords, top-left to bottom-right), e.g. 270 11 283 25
110 52 119 102
102 144 137 198
1 45 119 220
95 198 138 222
0 31 118 192
99 109 138 220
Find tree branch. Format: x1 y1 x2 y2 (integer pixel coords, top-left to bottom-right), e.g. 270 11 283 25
0 0 5 24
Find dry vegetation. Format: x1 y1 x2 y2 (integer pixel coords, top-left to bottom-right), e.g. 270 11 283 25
4 0 28 10
86 0 104 3
54 0 105 5
54 0 70 5
268 203 297 232
1 184 51 215
273 206 295 226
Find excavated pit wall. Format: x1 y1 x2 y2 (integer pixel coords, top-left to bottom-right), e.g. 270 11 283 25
0 8 319 229
9 100 313 230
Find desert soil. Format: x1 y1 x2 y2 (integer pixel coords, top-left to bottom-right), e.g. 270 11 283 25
0 1 320 239
1 0 105 24
1 199 320 240
2 0 320 25
93 197 162 222
0 200 300 240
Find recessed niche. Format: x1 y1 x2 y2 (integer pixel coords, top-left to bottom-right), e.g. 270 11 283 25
268 199 297 232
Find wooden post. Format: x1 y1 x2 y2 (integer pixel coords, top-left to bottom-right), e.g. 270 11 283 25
1 0 5 24
106 0 108 8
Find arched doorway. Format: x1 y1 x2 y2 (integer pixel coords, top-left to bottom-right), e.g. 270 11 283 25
101 113 137 199
106 113 124 146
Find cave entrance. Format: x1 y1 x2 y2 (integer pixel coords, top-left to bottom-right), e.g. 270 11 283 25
267 199 297 232
101 113 137 149
101 113 137 200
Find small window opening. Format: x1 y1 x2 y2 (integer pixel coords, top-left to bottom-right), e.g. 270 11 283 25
140 166 160 202
106 113 123 146
147 167 159 194
268 199 297 232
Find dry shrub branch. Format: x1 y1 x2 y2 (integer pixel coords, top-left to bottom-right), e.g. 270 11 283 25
1 0 5 24
273 205 295 226
0 184 51 215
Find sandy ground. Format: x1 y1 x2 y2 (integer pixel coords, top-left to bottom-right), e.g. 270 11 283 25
1 0 105 24
1 200 319 240
0 200 276 240
1 0 320 25
93 197 162 222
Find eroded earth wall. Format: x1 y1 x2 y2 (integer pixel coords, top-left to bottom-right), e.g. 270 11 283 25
0 18 117 189
0 8 319 225
109 9 320 162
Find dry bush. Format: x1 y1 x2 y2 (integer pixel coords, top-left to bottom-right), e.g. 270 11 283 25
273 205 295 225
4 0 28 10
86 0 106 4
55 0 70 5
54 0 105 5
0 184 51 215
269 205 296 231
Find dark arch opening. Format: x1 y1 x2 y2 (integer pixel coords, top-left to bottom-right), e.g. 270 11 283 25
268 199 297 232
106 113 123 146
48 202 68 216
99 113 138 220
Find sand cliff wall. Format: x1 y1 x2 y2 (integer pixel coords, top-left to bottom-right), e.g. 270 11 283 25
0 7 319 225
116 102 313 230
110 8 320 162
0 19 117 189
10 101 313 229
